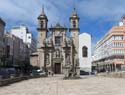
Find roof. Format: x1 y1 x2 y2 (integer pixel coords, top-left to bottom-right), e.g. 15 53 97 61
0 18 6 26
38 6 48 20
79 32 91 37
54 22 65 28
70 8 79 19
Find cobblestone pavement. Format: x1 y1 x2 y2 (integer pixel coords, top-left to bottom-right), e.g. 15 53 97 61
0 75 125 95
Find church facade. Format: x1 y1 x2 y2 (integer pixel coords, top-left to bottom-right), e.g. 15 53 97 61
30 7 80 77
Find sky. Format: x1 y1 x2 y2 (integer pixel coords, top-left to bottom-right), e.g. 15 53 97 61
0 0 125 51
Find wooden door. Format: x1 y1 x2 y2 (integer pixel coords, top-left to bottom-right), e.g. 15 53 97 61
54 63 61 74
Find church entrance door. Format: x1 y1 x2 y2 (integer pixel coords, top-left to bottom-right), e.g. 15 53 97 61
54 63 61 74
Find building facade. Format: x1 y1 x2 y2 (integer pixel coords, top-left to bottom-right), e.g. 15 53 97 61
5 32 30 68
30 8 80 77
79 33 91 73
92 16 125 72
11 25 37 54
0 18 6 66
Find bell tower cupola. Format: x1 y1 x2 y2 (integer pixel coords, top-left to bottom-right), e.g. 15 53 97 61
38 6 48 29
70 8 79 30
37 6 48 48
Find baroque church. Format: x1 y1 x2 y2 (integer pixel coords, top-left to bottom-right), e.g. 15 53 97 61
31 7 91 77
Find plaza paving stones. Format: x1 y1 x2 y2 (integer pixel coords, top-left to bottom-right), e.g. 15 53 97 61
0 75 125 95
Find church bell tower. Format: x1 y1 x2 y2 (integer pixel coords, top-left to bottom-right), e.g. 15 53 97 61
37 6 48 70
69 8 79 57
37 6 48 48
68 8 80 77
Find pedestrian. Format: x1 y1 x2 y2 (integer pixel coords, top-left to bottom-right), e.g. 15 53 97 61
52 72 54 76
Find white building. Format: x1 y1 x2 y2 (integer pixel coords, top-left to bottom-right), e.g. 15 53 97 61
11 25 37 53
26 32 36 53
79 33 92 72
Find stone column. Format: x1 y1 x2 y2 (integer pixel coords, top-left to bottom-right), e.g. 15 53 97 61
114 64 117 72
98 63 100 72
110 64 112 72
107 64 108 72
109 64 111 72
113 64 114 71
49 50 52 73
112 64 114 71
96 64 99 72
70 46 73 65
63 50 66 66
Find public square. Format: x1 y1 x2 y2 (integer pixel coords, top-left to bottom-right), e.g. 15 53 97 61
0 75 125 95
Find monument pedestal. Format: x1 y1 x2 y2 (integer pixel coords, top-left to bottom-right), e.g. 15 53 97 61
63 65 80 79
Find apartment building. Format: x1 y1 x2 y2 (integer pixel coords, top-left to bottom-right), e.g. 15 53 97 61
92 16 125 72
11 25 37 54
5 32 30 67
0 18 6 66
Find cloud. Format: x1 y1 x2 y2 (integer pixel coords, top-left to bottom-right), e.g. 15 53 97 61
78 0 125 21
0 0 125 26
0 0 71 29
0 0 125 40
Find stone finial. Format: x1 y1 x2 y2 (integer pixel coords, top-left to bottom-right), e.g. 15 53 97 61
42 5 45 15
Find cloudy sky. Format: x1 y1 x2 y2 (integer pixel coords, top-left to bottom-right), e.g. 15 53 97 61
0 0 125 50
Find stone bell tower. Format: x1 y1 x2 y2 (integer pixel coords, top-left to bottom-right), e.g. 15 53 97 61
37 6 48 70
69 8 79 64
65 8 80 78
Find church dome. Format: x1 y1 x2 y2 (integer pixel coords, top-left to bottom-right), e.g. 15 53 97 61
55 22 63 28
51 22 66 29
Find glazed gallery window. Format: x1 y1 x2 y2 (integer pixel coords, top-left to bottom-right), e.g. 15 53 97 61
82 46 88 57
55 36 61 45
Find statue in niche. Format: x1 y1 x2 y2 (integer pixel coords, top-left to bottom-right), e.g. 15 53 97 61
56 49 60 58
66 54 70 65
46 54 50 65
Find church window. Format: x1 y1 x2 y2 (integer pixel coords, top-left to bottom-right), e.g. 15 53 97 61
41 21 44 28
55 36 61 45
28 36 31 39
82 46 88 57
73 20 76 28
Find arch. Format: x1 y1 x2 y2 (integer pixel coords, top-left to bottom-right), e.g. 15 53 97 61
82 46 88 57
